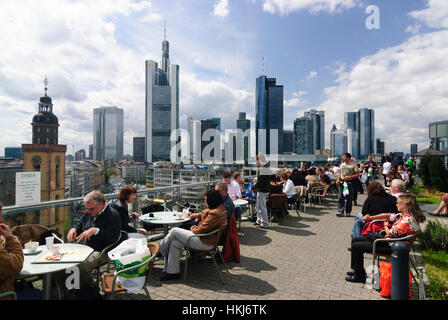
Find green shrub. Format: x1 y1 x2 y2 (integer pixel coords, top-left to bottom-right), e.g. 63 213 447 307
417 155 448 192
426 273 448 300
418 220 448 251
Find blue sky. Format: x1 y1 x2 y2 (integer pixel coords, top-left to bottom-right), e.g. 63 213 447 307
1 0 448 156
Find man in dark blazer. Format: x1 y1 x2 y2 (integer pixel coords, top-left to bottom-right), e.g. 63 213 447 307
66 191 121 289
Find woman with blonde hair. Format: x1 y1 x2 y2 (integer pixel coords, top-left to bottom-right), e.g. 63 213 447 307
346 194 425 283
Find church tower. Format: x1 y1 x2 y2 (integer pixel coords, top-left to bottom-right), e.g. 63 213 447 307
21 78 67 235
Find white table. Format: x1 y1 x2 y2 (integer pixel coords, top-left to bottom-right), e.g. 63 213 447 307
233 199 249 206
20 243 93 300
140 211 190 236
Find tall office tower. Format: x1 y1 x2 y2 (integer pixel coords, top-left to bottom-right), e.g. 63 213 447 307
282 130 294 154
93 106 124 162
145 25 179 163
200 119 218 162
236 112 250 163
344 111 359 159
344 108 375 160
88 144 93 160
330 127 348 158
376 138 385 155
303 109 325 153
330 124 337 157
410 144 418 157
359 108 375 159
187 117 201 163
293 117 313 154
206 118 221 159
255 75 284 155
133 137 145 162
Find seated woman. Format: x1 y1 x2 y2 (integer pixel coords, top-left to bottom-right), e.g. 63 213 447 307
305 167 320 189
243 177 257 203
289 168 307 187
279 173 296 204
429 193 448 217
352 182 399 238
158 189 227 281
110 186 139 234
385 168 403 188
346 194 425 283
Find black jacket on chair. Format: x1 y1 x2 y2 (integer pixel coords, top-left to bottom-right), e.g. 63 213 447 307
109 199 138 234
74 204 121 252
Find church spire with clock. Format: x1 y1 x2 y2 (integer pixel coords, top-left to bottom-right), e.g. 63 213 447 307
31 77 59 145
21 77 67 236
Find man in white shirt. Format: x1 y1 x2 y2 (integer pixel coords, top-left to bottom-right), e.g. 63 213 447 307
382 159 392 186
222 172 242 199
222 171 242 220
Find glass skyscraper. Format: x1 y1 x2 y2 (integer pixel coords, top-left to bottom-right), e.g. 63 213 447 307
293 117 313 154
303 109 325 153
256 76 283 155
145 30 179 163
236 112 250 164
344 108 375 160
93 106 124 162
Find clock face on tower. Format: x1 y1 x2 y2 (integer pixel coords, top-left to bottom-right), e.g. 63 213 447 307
31 155 42 167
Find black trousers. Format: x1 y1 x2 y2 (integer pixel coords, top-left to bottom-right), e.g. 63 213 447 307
350 237 392 276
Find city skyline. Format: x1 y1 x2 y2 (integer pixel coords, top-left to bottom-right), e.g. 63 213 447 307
1 0 447 157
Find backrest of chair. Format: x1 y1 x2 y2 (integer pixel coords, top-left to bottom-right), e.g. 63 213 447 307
11 224 50 247
268 193 287 209
295 185 307 197
145 242 160 283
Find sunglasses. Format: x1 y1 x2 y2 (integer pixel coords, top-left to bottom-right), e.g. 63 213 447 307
86 206 98 212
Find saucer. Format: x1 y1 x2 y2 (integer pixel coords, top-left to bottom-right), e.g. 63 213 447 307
23 248 42 255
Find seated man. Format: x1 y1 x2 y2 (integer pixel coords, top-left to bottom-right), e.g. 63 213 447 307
158 189 227 281
215 182 236 219
64 191 121 290
223 171 243 221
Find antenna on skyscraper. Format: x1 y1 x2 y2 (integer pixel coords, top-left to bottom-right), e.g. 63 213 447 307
164 19 166 41
262 57 265 75
44 76 48 96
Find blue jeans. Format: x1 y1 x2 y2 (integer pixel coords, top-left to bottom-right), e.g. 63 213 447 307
352 213 365 238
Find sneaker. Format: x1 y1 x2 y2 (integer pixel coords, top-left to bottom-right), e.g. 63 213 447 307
346 213 351 217
255 225 268 229
336 212 344 217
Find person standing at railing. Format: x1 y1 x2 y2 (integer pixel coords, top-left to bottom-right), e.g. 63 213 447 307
110 186 139 235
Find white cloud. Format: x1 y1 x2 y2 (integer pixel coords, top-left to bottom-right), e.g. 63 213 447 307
320 29 448 152
213 0 230 17
284 91 308 108
261 0 361 15
306 70 317 82
408 0 448 29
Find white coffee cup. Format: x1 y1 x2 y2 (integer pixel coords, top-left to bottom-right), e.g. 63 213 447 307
24 241 39 253
45 236 54 250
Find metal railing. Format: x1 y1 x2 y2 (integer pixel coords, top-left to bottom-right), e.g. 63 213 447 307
2 177 255 233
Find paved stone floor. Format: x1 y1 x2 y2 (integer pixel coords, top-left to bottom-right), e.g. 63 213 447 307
113 192 385 300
